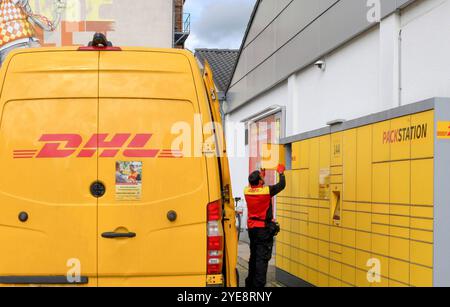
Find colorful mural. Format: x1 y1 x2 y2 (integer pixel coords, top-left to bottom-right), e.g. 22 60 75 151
32 0 115 47
0 0 118 64
0 0 175 65
0 0 66 64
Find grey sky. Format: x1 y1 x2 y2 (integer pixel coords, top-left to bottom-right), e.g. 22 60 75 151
184 0 256 51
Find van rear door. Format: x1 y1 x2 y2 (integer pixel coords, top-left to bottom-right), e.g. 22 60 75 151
97 51 209 286
0 50 99 285
202 62 238 287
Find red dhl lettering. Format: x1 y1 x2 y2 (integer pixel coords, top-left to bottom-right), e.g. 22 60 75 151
13 134 183 159
437 125 450 138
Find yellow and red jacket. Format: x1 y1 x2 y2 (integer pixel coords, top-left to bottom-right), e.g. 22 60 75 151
244 185 272 229
244 173 286 229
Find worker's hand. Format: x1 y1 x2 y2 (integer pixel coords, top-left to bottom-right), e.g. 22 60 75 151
260 168 266 178
277 164 286 174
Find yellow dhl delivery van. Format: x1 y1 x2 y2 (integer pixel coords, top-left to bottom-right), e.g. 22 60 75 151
0 35 238 287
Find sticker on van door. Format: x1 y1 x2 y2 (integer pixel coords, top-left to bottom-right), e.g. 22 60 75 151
115 161 143 201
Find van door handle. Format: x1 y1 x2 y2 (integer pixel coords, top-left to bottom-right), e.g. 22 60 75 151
101 232 136 239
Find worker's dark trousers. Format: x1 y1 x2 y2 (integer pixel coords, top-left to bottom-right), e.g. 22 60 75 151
246 227 274 288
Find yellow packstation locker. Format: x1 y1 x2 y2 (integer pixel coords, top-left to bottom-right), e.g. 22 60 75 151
0 41 238 287
276 98 450 287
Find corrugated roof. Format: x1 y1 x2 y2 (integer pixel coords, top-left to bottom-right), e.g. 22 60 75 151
195 48 239 92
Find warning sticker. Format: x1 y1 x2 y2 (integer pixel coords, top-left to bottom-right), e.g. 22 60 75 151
115 161 142 201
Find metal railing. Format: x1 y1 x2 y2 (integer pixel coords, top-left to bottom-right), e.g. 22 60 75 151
182 13 191 34
174 13 191 46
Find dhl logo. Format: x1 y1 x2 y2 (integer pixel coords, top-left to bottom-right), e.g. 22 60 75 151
437 122 450 139
13 134 183 159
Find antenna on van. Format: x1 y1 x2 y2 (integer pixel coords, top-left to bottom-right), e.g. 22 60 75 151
88 33 113 47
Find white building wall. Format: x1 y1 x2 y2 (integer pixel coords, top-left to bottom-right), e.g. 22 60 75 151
293 26 381 134
37 0 174 48
401 0 450 105
102 0 174 48
226 0 450 198
226 81 288 199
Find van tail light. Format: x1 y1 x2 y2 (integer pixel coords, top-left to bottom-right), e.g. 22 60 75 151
207 201 224 275
207 200 222 221
78 46 122 51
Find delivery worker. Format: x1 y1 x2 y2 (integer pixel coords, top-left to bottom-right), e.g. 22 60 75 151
244 164 286 288
128 163 142 183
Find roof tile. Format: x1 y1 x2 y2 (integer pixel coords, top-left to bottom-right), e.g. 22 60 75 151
195 48 239 92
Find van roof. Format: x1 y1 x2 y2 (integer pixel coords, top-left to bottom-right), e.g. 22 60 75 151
4 46 194 56
0 47 201 104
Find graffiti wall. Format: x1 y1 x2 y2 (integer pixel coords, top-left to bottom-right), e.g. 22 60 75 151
1 0 173 50
34 0 115 46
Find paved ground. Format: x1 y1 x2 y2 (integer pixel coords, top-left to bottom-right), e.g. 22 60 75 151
237 230 285 287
